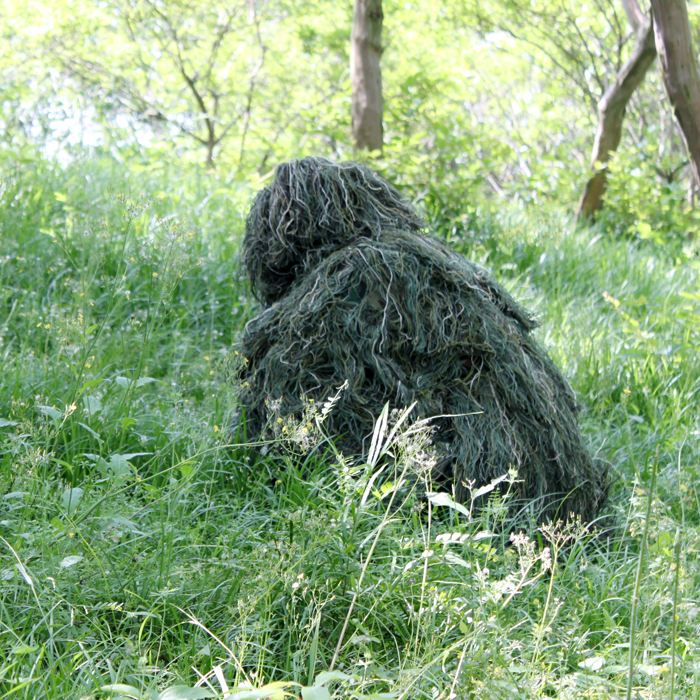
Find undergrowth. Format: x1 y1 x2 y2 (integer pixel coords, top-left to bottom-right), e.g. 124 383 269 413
1 153 699 699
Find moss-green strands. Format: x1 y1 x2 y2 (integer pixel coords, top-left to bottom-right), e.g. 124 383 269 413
242 156 424 306
236 158 608 522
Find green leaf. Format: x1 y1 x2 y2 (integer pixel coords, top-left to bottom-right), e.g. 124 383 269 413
95 453 149 483
0 417 17 427
14 560 33 587
225 689 288 700
59 555 83 569
105 514 148 536
361 463 388 508
314 671 354 686
157 686 216 699
104 454 133 480
3 492 28 501
301 688 331 700
37 405 63 422
82 395 103 415
101 684 143 699
426 492 471 518
578 656 604 671
12 644 38 656
367 402 389 468
379 401 417 458
223 683 298 700
471 472 509 499
78 421 103 441
116 376 157 389
61 487 84 515
445 552 471 569
78 378 103 394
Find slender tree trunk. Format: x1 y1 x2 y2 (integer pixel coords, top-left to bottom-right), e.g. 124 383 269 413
351 0 383 153
577 0 656 221
650 0 700 191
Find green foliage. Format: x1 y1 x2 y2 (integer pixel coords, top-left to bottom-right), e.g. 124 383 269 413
1 154 700 698
1 0 695 231
599 144 700 253
0 0 353 171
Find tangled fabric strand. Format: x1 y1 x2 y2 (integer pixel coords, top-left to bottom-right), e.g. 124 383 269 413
236 157 608 522
243 157 423 305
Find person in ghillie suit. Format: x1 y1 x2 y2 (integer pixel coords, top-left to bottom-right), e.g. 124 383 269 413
235 156 607 522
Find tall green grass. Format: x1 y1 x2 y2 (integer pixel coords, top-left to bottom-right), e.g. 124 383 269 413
1 152 699 699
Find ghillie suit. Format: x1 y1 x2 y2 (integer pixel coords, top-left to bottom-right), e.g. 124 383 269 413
235 157 607 522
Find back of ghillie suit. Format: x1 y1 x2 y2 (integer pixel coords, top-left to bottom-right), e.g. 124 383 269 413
235 156 607 522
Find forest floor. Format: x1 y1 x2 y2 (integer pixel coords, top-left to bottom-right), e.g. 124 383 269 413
1 157 700 699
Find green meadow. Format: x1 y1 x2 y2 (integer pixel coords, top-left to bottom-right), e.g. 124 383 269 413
1 153 699 699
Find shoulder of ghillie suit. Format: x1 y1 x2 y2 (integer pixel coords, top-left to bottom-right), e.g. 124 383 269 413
242 156 424 307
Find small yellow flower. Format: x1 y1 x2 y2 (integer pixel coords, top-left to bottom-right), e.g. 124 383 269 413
152 272 158 278
205 356 210 361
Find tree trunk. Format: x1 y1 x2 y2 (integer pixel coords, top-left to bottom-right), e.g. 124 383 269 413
350 0 383 153
650 0 700 192
577 0 656 221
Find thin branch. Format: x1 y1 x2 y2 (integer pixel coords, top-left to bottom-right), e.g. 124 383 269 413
237 3 267 168
621 0 649 34
143 0 217 157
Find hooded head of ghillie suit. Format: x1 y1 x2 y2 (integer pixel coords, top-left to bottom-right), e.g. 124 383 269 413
235 156 607 522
